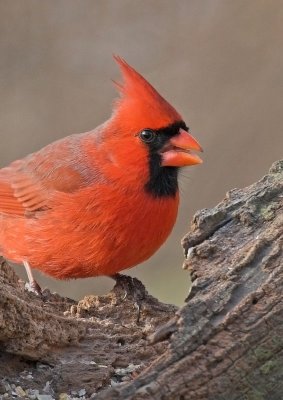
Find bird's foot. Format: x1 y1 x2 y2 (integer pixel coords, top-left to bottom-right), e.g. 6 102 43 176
110 273 148 323
25 279 42 296
23 260 43 296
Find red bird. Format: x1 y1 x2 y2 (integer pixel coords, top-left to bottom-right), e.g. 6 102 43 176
0 57 202 292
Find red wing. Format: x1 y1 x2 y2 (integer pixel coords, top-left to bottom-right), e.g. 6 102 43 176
0 136 97 216
0 171 28 216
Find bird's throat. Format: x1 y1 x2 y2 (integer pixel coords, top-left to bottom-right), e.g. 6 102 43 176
145 153 179 198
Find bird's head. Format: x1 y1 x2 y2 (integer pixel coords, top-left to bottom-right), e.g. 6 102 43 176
104 57 203 197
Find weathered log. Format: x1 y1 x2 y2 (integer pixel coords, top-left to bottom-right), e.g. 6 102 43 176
0 262 177 398
0 160 282 400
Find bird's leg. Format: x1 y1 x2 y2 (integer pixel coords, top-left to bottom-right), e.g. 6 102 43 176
23 260 42 295
110 273 148 323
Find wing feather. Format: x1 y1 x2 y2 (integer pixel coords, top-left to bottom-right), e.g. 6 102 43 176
0 134 101 216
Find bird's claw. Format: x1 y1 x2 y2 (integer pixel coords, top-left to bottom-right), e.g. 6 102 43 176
110 273 147 324
25 280 42 296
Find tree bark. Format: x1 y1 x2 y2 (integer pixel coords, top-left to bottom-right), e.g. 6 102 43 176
0 160 282 400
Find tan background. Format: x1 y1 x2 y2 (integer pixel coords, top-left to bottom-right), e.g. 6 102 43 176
0 0 282 305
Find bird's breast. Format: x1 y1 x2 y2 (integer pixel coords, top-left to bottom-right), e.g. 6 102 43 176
77 185 180 275
42 184 179 277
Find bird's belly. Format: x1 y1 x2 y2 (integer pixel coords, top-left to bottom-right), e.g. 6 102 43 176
0 191 179 279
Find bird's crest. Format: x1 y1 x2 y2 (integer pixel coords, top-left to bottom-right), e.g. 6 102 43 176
112 56 182 131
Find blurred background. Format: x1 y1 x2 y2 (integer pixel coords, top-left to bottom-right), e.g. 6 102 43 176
0 1 282 305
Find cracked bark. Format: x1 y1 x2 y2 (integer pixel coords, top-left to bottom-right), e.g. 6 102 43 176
0 160 282 400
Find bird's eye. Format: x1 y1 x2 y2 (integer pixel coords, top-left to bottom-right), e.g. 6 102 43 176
139 129 156 143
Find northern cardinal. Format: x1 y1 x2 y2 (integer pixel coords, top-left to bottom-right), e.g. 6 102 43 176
0 57 202 292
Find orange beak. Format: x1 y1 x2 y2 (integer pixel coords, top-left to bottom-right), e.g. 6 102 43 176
161 128 203 167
